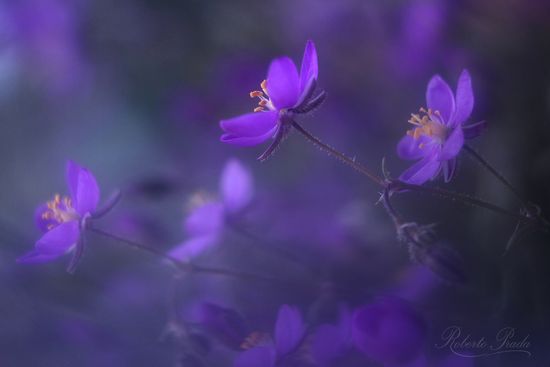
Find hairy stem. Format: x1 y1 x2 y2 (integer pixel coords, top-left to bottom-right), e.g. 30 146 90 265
292 121 547 229
388 180 531 222
291 120 385 186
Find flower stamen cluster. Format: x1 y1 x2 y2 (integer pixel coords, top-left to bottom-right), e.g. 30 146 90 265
407 107 447 145
249 80 275 112
42 194 79 229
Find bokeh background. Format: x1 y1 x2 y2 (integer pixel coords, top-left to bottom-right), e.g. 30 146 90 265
1 0 550 366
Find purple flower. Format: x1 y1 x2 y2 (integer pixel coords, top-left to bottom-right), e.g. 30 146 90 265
196 303 249 350
397 70 486 184
234 304 306 367
18 161 104 269
220 41 325 160
309 307 352 366
352 297 427 366
168 159 254 261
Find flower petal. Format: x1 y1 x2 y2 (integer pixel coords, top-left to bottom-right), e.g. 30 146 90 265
453 69 474 127
198 303 249 350
35 220 80 256
442 158 457 183
311 324 347 366
220 111 279 146
352 298 427 365
274 304 305 357
234 346 276 367
399 155 442 185
184 202 225 237
439 127 464 161
462 120 487 140
168 235 218 261
35 203 57 233
426 75 455 125
299 40 318 94
396 135 434 160
220 159 254 214
266 57 300 109
66 161 100 215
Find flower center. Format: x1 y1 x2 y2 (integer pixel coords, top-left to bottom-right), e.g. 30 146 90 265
407 107 448 146
41 194 79 229
240 331 271 350
249 80 275 112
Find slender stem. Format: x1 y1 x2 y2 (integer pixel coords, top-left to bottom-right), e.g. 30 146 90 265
463 144 529 209
291 120 385 186
389 180 532 223
87 226 295 285
226 220 314 272
291 120 547 227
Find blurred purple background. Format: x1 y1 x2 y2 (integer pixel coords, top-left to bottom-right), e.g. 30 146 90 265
1 0 550 366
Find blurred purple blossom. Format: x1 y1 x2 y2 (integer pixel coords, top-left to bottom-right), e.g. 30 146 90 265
196 303 249 350
168 158 254 261
352 297 427 366
234 304 305 367
397 69 485 184
220 40 325 160
7 0 90 95
309 306 352 366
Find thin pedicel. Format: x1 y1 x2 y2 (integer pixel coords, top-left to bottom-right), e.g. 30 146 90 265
87 226 308 287
463 143 546 222
291 119 547 229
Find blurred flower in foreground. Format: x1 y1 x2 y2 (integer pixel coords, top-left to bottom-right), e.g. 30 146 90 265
196 303 249 350
309 306 352 366
17 161 116 271
168 159 253 261
234 304 305 367
220 40 325 160
397 70 486 184
352 297 427 366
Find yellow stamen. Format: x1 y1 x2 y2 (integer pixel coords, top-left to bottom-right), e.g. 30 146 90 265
249 79 273 112
406 106 448 143
42 193 79 228
240 331 269 350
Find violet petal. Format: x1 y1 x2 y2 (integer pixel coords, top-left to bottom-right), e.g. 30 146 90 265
35 220 80 256
220 159 254 214
453 69 474 127
266 57 300 109
299 40 318 95
399 155 442 185
426 75 455 125
274 304 305 357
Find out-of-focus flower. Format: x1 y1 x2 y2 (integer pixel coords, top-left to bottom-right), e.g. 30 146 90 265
168 158 254 261
352 297 427 366
195 303 249 350
234 305 305 367
397 70 486 184
220 41 325 160
17 161 109 270
8 0 89 95
309 306 352 366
